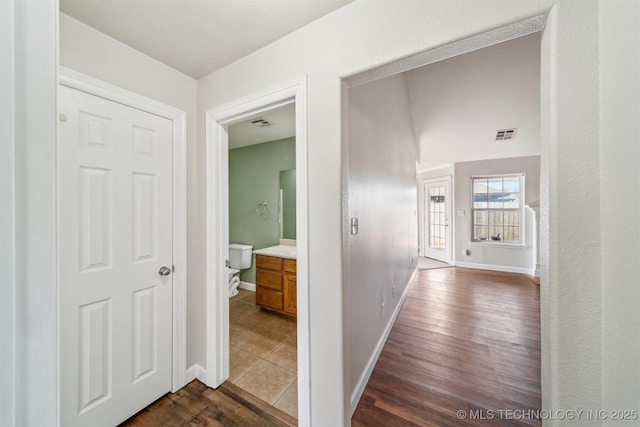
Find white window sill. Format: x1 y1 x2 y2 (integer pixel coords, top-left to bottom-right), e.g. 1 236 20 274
470 241 529 249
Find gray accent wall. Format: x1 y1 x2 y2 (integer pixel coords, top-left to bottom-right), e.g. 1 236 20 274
229 137 295 283
346 73 418 406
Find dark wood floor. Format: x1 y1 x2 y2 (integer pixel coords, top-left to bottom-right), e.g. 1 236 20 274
120 380 293 427
352 267 541 427
121 267 539 426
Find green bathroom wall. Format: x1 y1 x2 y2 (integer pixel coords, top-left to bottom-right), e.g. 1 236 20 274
229 137 295 283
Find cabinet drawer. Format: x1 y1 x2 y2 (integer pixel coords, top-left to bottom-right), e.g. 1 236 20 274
256 288 284 311
256 255 283 271
256 269 282 291
283 259 296 274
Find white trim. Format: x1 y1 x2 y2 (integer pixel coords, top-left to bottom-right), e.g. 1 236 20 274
0 1 16 424
205 75 310 425
470 173 525 245
416 163 453 174
185 364 207 384
455 261 535 276
238 281 256 292
10 1 60 425
349 269 416 416
58 67 189 393
344 14 546 87
470 241 529 248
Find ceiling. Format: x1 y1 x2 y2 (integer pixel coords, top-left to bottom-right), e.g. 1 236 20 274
229 103 295 149
60 0 353 79
404 33 541 169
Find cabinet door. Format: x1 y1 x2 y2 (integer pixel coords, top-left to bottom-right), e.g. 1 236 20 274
256 287 284 311
283 272 297 316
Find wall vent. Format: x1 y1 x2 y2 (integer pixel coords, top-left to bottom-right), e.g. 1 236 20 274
495 128 516 140
248 117 274 127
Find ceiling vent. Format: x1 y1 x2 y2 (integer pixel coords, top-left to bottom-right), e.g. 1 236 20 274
249 117 274 127
495 128 516 140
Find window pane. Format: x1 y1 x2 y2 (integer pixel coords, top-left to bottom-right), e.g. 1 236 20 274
471 175 524 243
474 210 487 226
473 179 488 208
488 210 503 226
474 225 488 241
502 177 521 209
488 178 503 209
503 226 520 242
504 210 520 227
503 176 520 193
488 225 502 240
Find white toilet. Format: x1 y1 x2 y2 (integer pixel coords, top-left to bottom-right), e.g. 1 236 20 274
228 243 253 298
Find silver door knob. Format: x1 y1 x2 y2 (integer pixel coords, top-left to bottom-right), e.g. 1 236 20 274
158 266 171 276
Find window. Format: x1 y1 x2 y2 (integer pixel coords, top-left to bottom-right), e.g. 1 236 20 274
472 174 524 244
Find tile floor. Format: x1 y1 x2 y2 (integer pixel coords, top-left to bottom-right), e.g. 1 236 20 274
228 288 298 419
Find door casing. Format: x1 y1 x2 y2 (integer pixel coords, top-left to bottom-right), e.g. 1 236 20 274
58 66 188 394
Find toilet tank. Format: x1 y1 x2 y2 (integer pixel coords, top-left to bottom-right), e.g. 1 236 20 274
229 243 253 269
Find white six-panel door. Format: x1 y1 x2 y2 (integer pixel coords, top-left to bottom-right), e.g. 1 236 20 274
59 85 173 426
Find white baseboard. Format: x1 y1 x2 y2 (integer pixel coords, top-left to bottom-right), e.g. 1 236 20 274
455 261 535 276
185 364 206 384
239 281 255 292
349 268 416 416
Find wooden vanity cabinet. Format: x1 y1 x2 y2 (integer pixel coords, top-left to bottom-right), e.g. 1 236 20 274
255 255 296 319
283 259 297 317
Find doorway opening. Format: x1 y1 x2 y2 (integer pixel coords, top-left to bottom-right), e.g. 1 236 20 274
423 176 452 264
204 76 310 425
225 103 298 418
342 15 546 416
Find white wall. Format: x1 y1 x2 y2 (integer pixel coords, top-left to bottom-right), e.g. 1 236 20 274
345 73 418 412
454 155 540 271
600 0 640 413
196 1 640 425
58 13 201 367
197 2 557 425
406 33 541 169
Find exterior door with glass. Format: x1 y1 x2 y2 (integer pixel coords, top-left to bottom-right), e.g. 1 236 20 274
423 177 452 263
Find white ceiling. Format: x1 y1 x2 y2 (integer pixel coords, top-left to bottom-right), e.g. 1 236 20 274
405 33 541 169
228 103 295 149
59 0 353 79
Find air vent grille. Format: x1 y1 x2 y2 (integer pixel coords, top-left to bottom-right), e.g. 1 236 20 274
496 128 516 140
249 117 274 127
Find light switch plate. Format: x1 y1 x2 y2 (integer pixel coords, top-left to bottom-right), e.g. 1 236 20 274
350 217 359 235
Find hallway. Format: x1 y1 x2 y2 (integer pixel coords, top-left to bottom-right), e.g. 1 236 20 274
352 267 541 426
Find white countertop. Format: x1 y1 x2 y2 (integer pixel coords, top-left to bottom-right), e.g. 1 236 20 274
253 244 297 260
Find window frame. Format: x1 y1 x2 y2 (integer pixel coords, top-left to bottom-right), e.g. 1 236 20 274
470 173 525 246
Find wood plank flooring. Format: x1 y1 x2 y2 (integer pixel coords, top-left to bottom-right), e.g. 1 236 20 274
352 267 541 427
119 380 290 427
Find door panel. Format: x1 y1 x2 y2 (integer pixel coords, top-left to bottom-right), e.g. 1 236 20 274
423 178 452 263
59 85 173 426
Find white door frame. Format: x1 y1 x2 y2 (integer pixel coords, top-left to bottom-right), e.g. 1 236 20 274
204 75 310 425
58 66 188 393
422 176 453 264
